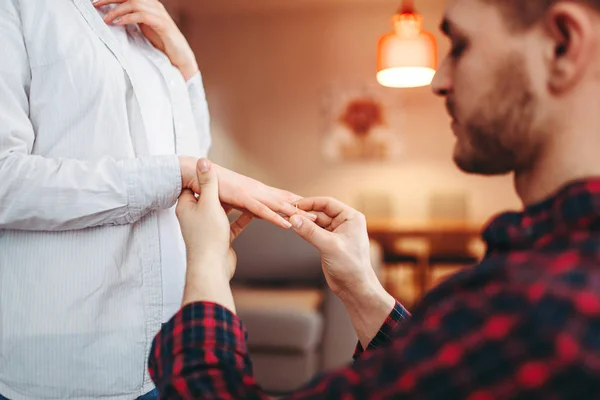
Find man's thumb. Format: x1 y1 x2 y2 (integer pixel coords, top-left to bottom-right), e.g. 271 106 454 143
289 215 330 252
196 158 219 201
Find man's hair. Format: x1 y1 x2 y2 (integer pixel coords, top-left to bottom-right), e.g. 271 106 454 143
482 0 600 30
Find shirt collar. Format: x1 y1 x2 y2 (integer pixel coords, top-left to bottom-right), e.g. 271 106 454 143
483 178 600 251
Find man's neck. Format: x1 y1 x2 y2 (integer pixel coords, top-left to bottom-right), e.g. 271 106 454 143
514 129 600 206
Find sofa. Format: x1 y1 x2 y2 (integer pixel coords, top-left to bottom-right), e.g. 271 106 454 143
230 218 383 394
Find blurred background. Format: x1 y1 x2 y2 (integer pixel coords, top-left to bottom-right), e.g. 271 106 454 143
162 0 521 395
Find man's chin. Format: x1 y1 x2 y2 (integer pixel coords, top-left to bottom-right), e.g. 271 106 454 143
452 152 512 176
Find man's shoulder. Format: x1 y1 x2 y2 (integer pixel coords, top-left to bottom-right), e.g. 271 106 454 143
408 255 600 343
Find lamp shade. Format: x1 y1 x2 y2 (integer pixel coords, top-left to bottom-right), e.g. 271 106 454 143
377 11 437 88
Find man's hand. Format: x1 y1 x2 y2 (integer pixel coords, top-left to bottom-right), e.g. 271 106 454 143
176 159 252 313
93 0 199 80
290 197 396 347
179 156 315 230
289 197 376 297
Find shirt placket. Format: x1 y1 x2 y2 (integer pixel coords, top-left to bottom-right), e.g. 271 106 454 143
88 18 164 392
134 34 199 157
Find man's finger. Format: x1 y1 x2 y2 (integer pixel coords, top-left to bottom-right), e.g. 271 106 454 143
178 189 197 206
222 203 234 215
301 211 334 230
230 213 253 242
175 189 197 220
289 215 334 252
295 197 350 219
196 159 219 205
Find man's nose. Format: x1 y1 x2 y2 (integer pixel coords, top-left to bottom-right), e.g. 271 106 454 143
431 62 451 97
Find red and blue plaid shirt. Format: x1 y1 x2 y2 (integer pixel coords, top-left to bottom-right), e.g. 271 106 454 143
149 179 600 399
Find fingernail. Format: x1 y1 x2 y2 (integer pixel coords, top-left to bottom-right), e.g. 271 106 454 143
199 159 210 173
307 213 317 221
290 215 302 229
92 0 100 3
113 17 121 24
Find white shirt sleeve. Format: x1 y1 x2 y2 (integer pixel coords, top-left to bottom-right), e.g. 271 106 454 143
0 2 182 231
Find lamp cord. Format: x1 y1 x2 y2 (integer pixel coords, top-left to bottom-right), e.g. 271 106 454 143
398 0 415 14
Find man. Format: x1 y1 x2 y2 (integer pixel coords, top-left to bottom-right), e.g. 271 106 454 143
0 1 314 399
149 0 600 398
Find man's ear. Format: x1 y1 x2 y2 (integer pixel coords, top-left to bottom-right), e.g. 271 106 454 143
543 2 595 93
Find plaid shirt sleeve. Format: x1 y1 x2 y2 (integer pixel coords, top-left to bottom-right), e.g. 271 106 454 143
148 301 407 399
148 287 578 399
352 301 411 359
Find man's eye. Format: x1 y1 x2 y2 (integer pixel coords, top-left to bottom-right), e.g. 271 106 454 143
450 42 466 58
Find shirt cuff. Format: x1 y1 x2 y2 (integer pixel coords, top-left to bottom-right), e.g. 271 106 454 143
148 302 248 384
353 300 411 359
185 71 202 87
122 155 181 223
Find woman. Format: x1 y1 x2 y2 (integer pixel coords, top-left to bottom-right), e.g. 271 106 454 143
0 1 308 399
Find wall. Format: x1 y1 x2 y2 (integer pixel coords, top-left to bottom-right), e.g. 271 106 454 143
185 1 521 223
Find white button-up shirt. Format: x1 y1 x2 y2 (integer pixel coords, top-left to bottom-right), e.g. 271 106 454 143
0 1 211 399
98 4 189 323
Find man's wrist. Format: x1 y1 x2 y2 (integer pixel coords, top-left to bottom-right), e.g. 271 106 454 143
182 279 236 314
339 279 394 312
337 277 396 349
336 270 387 304
182 257 236 313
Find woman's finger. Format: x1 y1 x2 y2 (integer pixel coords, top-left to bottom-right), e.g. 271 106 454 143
112 11 163 31
92 0 128 8
103 2 162 23
258 187 313 220
243 197 291 229
102 2 135 23
278 189 303 204
276 200 318 221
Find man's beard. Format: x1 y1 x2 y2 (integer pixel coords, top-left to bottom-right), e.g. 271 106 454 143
451 53 539 176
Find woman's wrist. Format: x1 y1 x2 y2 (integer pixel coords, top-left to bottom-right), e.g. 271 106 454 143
163 29 199 81
178 59 199 81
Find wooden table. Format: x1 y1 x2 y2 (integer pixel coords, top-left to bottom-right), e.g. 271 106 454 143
367 219 484 298
367 219 483 241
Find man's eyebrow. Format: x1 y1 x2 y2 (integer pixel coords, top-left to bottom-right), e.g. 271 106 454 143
439 17 451 36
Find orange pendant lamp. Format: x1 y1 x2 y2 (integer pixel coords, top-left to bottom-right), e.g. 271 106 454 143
376 0 437 88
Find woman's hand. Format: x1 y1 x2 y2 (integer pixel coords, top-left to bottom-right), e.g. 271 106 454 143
179 156 316 230
93 0 199 80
